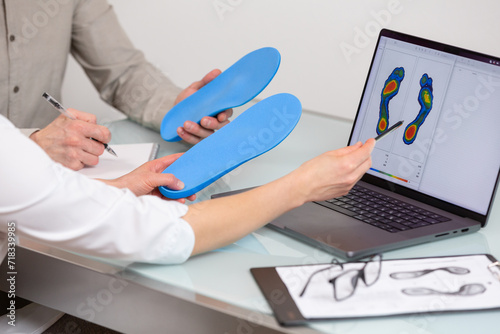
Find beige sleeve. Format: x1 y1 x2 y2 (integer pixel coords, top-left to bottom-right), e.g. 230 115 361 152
70 0 182 132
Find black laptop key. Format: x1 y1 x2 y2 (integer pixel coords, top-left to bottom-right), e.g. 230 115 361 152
423 218 440 224
387 222 411 231
314 185 451 233
315 201 358 217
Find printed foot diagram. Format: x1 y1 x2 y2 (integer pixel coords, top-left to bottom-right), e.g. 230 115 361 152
377 67 405 135
403 73 433 145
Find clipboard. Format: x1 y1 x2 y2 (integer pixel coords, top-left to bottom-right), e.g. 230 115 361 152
251 254 500 326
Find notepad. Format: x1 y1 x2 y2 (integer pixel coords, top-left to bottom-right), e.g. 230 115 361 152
78 143 159 180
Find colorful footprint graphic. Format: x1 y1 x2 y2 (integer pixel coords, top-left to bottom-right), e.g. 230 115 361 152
377 67 405 135
403 73 433 145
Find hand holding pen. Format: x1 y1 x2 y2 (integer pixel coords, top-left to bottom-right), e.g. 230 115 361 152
42 93 117 157
28 93 115 170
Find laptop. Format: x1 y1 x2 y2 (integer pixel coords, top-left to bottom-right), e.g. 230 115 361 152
214 29 500 260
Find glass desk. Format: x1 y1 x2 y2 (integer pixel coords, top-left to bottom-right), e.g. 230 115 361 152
2 108 499 333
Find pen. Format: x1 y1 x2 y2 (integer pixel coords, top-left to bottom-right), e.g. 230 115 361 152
42 92 117 157
375 120 404 141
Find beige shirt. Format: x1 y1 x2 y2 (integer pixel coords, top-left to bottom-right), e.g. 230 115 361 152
0 0 182 131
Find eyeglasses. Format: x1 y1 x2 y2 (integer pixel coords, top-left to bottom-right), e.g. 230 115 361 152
299 254 382 301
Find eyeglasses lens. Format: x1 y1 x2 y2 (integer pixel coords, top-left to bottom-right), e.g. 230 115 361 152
364 256 381 286
333 270 358 300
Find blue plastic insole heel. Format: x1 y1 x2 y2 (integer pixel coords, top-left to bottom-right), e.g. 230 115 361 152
159 93 302 199
160 47 281 142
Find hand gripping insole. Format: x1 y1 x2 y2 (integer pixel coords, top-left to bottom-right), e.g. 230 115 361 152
160 47 281 142
159 93 302 199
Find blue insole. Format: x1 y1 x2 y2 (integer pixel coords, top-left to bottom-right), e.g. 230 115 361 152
159 93 302 199
160 47 281 142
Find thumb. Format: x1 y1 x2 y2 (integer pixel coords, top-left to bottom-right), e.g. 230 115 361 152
201 69 221 85
149 172 185 190
364 138 376 154
190 69 221 90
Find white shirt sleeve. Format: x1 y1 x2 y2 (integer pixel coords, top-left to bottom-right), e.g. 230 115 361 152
0 115 194 264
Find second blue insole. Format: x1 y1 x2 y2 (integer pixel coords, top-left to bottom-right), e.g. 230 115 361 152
159 93 302 199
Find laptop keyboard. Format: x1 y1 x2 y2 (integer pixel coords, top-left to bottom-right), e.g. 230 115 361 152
314 185 451 233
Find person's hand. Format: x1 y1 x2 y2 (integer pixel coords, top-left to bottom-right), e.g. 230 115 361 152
174 69 233 144
292 139 376 203
30 108 111 171
101 153 197 203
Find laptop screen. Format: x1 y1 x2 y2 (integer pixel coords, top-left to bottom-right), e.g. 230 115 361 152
349 29 500 219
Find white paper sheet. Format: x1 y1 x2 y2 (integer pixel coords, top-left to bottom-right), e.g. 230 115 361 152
77 143 159 180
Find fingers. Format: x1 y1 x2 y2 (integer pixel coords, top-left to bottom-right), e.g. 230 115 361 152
64 158 85 171
73 120 111 144
132 161 186 191
302 139 375 201
31 110 113 170
140 163 198 202
151 189 197 204
66 109 111 144
338 140 374 187
201 110 232 130
65 112 112 161
53 136 103 168
217 109 233 122
200 117 229 131
177 127 202 145
348 139 375 168
174 69 232 144
177 121 215 144
154 173 185 191
177 109 233 144
349 151 373 184
63 121 111 164
77 148 102 167
334 139 375 165
47 141 101 170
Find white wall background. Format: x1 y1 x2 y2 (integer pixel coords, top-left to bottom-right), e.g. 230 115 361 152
62 0 500 124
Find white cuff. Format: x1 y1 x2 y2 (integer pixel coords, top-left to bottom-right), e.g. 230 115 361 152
19 128 40 138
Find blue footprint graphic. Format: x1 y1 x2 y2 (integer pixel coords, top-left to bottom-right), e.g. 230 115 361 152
377 67 405 135
403 74 433 145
